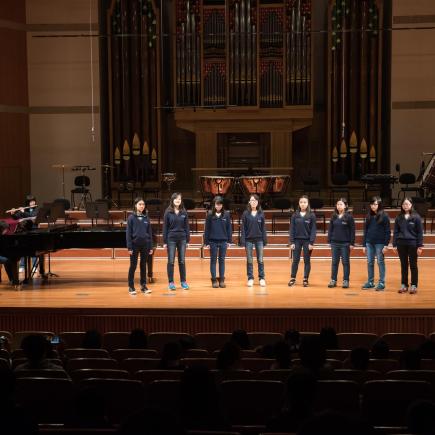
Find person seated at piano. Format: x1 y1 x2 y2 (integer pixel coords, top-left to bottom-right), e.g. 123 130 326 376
0 221 20 288
9 194 46 279
127 197 154 295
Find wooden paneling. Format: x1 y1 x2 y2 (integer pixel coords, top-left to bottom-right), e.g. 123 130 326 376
0 0 25 23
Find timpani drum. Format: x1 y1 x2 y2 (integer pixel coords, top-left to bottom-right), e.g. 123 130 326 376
239 176 272 196
421 155 435 190
200 176 234 196
268 175 291 195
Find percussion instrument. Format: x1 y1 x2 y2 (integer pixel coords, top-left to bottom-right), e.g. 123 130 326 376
420 155 435 190
200 176 234 196
162 173 176 192
269 175 291 195
239 176 272 196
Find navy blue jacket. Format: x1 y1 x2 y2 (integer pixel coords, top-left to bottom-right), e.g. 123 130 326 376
327 213 355 245
362 213 391 247
126 213 153 250
290 211 317 244
240 210 267 246
163 209 190 244
393 213 424 247
204 211 232 245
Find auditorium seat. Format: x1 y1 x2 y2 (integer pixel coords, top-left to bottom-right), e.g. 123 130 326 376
367 359 400 374
257 369 293 382
362 380 432 426
333 369 382 385
14 369 69 379
134 369 184 385
381 333 427 350
187 432 241 435
12 357 63 370
247 332 284 348
39 429 117 435
386 369 435 388
14 377 74 424
79 378 145 424
194 332 232 352
337 333 378 350
421 359 435 370
147 332 194 351
121 357 160 373
111 348 159 361
69 368 130 383
183 348 210 358
66 358 119 372
63 348 110 359
240 349 260 358
147 379 181 416
326 349 351 361
212 369 254 382
0 348 10 360
59 331 86 349
314 380 360 416
102 332 131 352
241 358 275 371
182 357 217 369
12 331 55 350
0 357 11 370
220 380 285 425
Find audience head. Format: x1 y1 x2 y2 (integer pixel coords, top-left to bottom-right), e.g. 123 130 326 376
160 341 182 369
406 400 435 435
400 349 421 370
82 329 102 349
230 329 250 350
299 336 326 372
21 334 50 362
319 327 338 350
274 340 292 369
128 329 148 349
371 339 390 359
285 329 300 351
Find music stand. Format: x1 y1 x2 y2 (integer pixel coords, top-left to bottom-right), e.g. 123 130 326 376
35 204 53 228
101 164 119 209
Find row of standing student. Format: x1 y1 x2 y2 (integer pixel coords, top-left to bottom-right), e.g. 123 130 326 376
125 193 424 295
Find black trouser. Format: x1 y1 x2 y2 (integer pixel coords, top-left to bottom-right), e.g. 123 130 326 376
291 240 312 279
397 244 418 286
128 245 149 287
3 258 19 285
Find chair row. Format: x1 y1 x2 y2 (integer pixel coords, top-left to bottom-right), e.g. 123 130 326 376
12 377 435 427
3 330 435 351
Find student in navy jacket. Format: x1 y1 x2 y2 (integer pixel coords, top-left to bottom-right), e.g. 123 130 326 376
204 196 232 288
288 195 317 287
393 197 424 294
240 194 267 287
126 197 153 295
163 192 191 291
327 198 355 288
361 196 391 291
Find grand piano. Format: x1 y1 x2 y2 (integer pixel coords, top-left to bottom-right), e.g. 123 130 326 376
0 226 128 282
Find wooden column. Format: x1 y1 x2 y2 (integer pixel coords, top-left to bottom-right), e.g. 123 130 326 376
270 130 292 169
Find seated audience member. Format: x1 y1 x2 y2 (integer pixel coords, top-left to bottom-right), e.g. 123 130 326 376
180 365 229 430
0 369 39 434
298 336 332 378
319 326 338 350
285 328 301 353
230 329 251 350
419 340 435 359
128 328 148 349
158 341 184 370
216 341 241 372
14 334 65 373
371 339 390 359
82 329 103 349
271 340 292 369
267 370 317 433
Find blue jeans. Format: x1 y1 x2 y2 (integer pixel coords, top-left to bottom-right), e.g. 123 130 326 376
331 242 350 281
245 240 265 280
167 239 187 282
366 243 385 283
209 241 227 280
291 240 312 279
128 245 149 287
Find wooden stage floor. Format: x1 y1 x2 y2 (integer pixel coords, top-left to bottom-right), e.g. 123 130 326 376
1 258 435 334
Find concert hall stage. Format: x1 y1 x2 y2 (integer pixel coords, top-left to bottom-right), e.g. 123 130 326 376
1 258 435 336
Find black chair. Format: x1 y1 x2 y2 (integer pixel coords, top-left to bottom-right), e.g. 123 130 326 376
302 175 321 197
271 197 293 234
397 173 420 202
413 201 429 233
71 176 92 209
330 173 350 205
310 197 326 233
117 181 135 207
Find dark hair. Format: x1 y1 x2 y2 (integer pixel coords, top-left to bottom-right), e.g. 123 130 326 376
368 196 387 224
82 329 102 349
350 347 370 370
332 197 350 221
297 195 312 214
25 194 36 206
399 196 416 215
246 194 262 212
209 196 225 216
128 328 148 349
133 197 147 215
231 329 251 350
166 192 185 213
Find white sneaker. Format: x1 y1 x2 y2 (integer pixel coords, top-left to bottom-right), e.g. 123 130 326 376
259 279 266 287
247 279 254 287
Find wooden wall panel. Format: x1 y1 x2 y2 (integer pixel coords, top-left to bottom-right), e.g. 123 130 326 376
0 0 25 23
